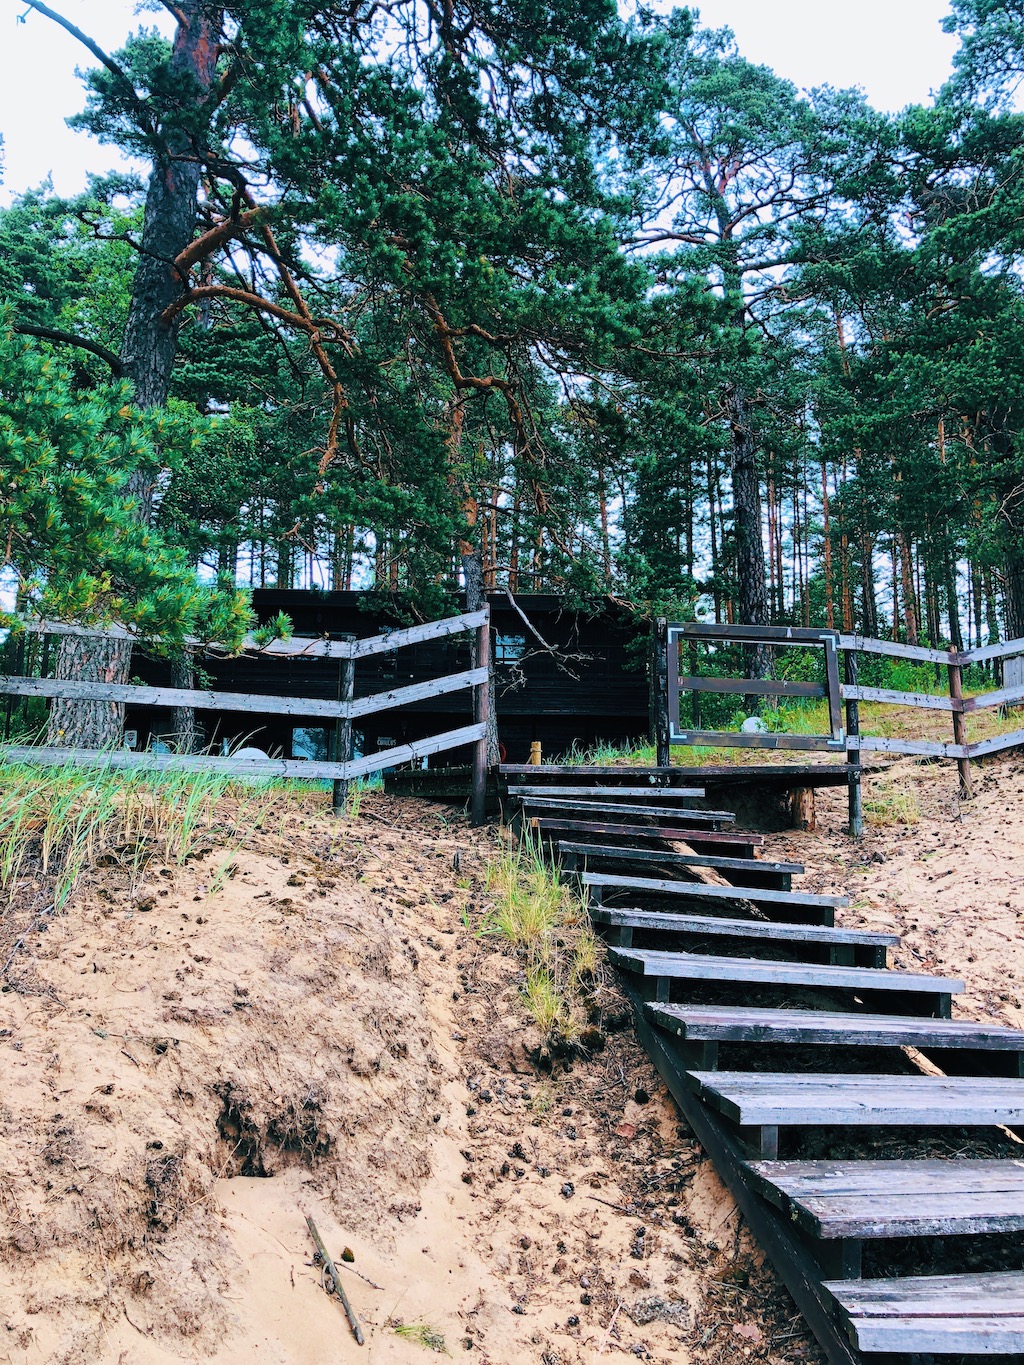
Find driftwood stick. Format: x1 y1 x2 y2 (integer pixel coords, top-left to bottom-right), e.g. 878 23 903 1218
306 1215 365 1345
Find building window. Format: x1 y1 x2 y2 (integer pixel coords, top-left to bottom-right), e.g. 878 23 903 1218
292 726 329 761
495 633 526 664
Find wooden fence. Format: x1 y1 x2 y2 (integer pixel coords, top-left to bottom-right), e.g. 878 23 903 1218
656 621 1024 835
1 606 493 823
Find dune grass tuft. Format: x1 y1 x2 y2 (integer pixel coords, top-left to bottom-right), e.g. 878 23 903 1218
483 830 601 1043
392 1323 450 1354
0 749 284 911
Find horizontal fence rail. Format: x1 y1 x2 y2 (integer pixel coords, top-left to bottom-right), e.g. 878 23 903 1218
3 607 493 820
18 609 489 662
1 724 488 784
0 667 487 722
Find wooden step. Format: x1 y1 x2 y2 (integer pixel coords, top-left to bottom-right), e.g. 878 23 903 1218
612 950 962 1016
689 1071 1024 1130
499 762 854 789
508 784 705 799
823 1271 1024 1355
558 841 804 878
749 1158 1024 1239
521 798 735 823
586 873 847 921
647 1003 1024 1053
595 908 895 967
535 819 765 850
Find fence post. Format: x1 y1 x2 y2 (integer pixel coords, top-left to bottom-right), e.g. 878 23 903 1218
844 647 863 839
471 605 491 826
947 658 973 800
652 617 670 769
332 635 356 816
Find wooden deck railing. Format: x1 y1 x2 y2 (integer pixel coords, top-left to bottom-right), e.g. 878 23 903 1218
2 607 493 822
654 621 1024 835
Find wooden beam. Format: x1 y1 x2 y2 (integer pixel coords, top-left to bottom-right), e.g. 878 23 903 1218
349 668 486 717
965 728 1024 758
840 685 958 712
18 609 487 661
837 634 955 666
1 745 357 781
962 683 1024 713
521 797 734 822
534 818 765 847
671 623 838 645
958 638 1024 666
677 677 825 699
671 731 843 752
0 668 485 722
344 723 486 779
346 610 487 659
850 735 969 759
2 722 486 783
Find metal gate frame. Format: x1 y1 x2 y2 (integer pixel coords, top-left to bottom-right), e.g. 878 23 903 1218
666 623 845 753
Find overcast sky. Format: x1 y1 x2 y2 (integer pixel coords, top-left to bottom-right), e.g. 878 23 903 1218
0 0 958 205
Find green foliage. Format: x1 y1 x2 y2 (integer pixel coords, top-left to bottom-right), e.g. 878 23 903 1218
0 755 240 909
0 319 254 649
482 832 600 1042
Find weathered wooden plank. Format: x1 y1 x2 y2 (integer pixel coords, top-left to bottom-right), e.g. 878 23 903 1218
688 1072 1023 1127
507 784 705 799
535 819 764 851
501 764 854 785
751 1159 1024 1200
676 676 826 699
839 684 958 712
585 872 847 909
802 1190 1024 1240
0 667 485 722
646 1004 1024 1051
961 682 1024 712
967 727 1024 758
825 1269 1024 1312
500 764 676 776
521 798 735 822
21 609 487 660
594 908 896 948
837 634 956 666
557 842 804 876
850 734 969 759
348 667 486 717
346 610 487 659
3 721 486 783
612 949 958 996
1 745 356 781
672 623 837 644
749 1160 1024 1239
960 638 1024 665
343 722 486 778
621 979 862 1365
825 1272 1024 1355
670 730 844 752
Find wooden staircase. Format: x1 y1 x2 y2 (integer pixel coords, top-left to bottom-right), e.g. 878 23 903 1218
501 764 1024 1363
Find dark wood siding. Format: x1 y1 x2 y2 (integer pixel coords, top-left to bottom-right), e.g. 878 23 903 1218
127 591 650 763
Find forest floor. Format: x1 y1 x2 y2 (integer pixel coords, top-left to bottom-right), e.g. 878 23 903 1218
1 751 1022 1365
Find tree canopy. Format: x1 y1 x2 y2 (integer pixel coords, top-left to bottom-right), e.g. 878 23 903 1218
2 0 1023 680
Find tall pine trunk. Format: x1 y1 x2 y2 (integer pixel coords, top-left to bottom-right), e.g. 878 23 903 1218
726 384 770 679
47 4 221 749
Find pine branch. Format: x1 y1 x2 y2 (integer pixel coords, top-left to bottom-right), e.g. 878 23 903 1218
13 324 123 376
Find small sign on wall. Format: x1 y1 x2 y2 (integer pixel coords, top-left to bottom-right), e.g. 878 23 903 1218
124 730 138 750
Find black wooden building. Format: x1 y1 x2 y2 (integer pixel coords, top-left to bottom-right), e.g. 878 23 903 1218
127 591 651 765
